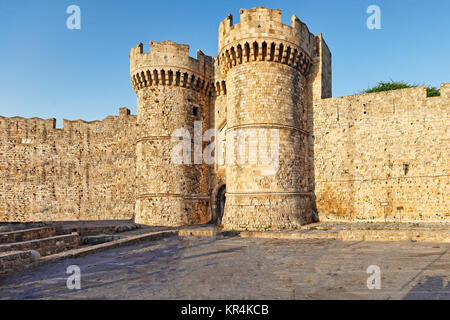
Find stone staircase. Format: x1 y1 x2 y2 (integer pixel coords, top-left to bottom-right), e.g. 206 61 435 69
0 221 141 276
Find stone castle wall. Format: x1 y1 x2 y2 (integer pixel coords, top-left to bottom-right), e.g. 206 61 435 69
0 108 137 222
0 6 447 227
313 84 450 222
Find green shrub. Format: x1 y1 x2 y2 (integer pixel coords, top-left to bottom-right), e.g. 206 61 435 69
363 80 440 97
426 86 441 97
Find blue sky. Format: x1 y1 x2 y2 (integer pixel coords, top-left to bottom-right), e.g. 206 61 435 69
0 0 449 126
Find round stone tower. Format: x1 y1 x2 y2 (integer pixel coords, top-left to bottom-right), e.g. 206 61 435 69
130 40 213 226
219 7 317 230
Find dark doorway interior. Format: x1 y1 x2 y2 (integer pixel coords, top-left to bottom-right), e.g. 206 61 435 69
216 185 226 225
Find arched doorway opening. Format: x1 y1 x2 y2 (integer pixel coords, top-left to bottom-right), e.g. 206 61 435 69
216 185 226 225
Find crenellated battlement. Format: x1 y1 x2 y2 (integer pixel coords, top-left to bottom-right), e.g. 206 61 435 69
0 116 57 145
217 7 317 75
441 83 450 99
130 40 214 94
0 116 57 131
0 108 135 141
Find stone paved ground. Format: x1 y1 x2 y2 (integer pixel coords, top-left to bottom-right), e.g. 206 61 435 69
0 235 448 300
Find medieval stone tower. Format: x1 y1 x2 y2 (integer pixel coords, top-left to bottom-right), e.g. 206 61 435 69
130 41 213 226
218 8 326 230
129 7 332 229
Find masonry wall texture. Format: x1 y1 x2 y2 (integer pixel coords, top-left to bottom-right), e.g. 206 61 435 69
0 7 448 228
0 109 137 222
314 85 449 222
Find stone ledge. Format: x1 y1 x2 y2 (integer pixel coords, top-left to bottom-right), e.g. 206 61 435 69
339 230 450 243
81 234 121 245
239 228 450 243
178 227 216 237
0 250 33 275
240 230 339 240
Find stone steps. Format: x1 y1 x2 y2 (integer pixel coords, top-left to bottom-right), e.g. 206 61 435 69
0 227 57 244
0 232 80 275
0 251 34 275
55 221 140 236
0 221 148 276
0 233 80 257
0 222 153 275
23 231 178 272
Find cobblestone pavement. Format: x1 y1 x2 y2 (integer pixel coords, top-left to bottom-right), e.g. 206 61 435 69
0 236 449 300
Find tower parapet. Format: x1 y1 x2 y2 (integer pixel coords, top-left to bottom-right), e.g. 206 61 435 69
218 7 316 76
130 41 213 95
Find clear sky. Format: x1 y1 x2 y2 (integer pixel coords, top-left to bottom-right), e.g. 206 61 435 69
0 0 449 126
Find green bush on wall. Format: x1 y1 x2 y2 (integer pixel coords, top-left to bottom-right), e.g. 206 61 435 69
363 80 440 97
426 86 441 97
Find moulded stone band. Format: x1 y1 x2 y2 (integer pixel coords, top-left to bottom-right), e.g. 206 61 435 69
137 193 210 200
136 137 212 144
226 191 312 197
136 136 172 143
226 123 309 136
